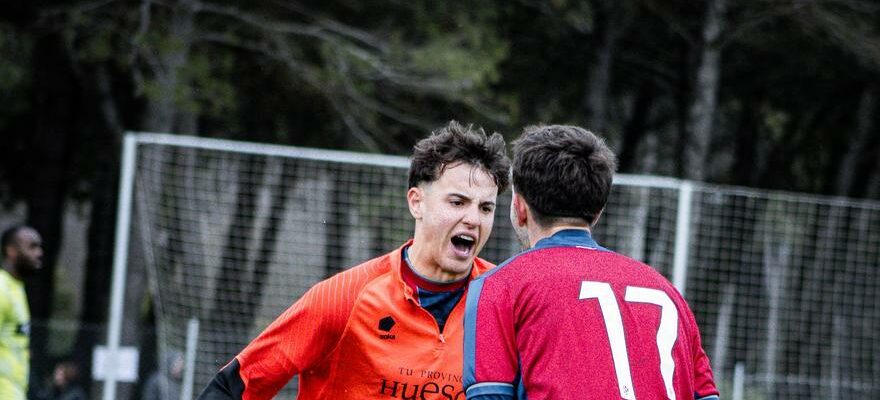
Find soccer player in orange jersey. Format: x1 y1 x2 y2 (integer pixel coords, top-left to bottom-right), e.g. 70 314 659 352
198 121 510 400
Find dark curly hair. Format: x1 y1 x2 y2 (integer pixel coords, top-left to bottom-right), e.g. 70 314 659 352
512 125 617 226
408 121 510 193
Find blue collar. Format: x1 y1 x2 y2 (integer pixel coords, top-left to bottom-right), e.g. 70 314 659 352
532 229 606 251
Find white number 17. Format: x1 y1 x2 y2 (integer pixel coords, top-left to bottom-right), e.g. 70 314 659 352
579 281 678 400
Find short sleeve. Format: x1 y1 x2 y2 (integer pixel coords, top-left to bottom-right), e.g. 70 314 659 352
682 301 719 399
463 275 518 399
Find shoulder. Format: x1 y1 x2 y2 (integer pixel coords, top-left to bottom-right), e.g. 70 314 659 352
473 245 578 279
316 251 395 291
472 257 495 276
0 270 12 289
299 250 397 314
0 278 11 311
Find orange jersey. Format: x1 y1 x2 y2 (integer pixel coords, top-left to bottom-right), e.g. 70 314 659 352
208 240 493 400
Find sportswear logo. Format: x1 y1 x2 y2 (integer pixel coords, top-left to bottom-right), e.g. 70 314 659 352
379 316 395 332
379 316 396 340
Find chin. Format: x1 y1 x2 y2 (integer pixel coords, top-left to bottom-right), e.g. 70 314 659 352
443 259 473 276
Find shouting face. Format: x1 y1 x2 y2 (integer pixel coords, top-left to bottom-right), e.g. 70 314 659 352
407 162 498 281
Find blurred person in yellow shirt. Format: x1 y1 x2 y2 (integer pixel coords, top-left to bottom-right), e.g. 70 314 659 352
0 225 43 400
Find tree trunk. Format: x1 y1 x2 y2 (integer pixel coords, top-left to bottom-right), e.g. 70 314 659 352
584 1 628 133
617 80 655 172
867 160 880 200
683 0 726 181
732 94 760 186
834 86 874 196
788 205 847 392
142 0 196 132
324 169 352 278
25 29 79 395
126 1 197 397
74 64 125 395
674 45 690 178
247 159 296 321
208 154 265 342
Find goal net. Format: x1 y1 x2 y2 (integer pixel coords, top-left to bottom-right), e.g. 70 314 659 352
113 133 879 398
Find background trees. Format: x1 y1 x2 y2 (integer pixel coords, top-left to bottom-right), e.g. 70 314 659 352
0 0 878 396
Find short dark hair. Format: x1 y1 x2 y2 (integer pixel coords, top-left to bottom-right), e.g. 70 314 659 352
1 224 25 258
512 125 617 226
408 121 510 193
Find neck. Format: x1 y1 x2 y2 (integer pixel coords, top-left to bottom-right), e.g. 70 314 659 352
528 225 590 248
2 262 21 281
406 242 469 282
403 248 468 292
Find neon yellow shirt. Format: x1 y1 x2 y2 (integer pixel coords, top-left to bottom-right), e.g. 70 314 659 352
0 268 29 400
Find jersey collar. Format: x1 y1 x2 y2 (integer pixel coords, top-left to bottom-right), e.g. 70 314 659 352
394 239 491 301
402 246 470 292
532 228 606 251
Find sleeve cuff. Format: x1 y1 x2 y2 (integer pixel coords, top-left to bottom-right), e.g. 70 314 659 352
466 382 514 399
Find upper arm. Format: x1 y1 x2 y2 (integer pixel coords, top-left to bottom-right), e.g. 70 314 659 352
691 338 719 399
225 279 352 399
463 276 518 399
682 300 719 399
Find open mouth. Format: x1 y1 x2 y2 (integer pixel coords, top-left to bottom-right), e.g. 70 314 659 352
450 234 476 258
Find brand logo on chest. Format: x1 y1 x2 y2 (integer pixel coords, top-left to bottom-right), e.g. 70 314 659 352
379 316 396 340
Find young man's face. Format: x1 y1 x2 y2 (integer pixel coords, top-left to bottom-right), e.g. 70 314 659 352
408 162 498 281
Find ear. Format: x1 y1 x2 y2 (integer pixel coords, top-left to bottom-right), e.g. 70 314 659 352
590 208 605 227
4 243 17 259
407 187 423 219
512 192 529 227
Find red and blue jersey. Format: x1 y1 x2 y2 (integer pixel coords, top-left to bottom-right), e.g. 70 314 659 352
463 230 719 400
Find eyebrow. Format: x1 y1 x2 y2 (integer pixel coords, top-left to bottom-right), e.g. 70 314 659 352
449 192 496 207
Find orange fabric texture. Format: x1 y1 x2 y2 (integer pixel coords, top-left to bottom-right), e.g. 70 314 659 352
235 240 492 399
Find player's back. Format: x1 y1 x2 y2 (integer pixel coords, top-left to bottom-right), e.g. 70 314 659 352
464 231 718 400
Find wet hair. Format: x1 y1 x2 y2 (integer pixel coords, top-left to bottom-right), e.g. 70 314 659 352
408 121 510 193
1 224 25 258
512 125 617 227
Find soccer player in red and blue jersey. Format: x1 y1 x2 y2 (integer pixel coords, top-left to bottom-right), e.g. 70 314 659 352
463 125 719 400
198 121 510 400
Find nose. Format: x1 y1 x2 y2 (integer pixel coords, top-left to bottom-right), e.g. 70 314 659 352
462 204 481 227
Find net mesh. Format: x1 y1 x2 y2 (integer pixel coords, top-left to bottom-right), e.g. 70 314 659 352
128 135 880 398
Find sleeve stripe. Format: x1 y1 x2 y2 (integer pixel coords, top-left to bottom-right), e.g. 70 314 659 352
466 382 515 396
462 275 487 388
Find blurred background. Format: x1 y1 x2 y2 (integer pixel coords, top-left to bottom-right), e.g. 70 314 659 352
1 0 879 399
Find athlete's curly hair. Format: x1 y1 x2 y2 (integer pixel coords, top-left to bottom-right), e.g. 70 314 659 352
408 121 510 193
